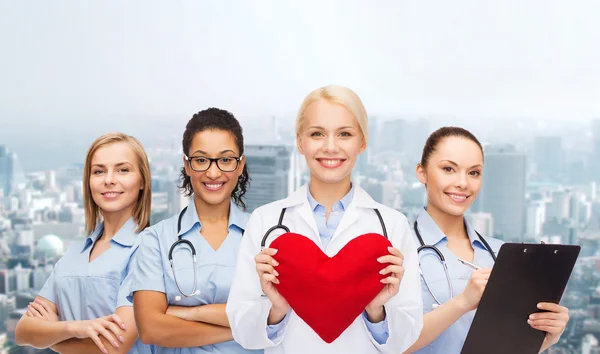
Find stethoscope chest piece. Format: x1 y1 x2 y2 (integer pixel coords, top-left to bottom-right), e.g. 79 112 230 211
174 289 201 302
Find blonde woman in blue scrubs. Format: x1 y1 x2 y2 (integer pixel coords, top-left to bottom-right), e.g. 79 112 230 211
15 132 153 354
130 108 261 354
404 127 570 354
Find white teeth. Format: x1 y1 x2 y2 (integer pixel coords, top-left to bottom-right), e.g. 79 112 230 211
205 183 224 190
104 192 120 197
448 194 467 201
321 160 341 166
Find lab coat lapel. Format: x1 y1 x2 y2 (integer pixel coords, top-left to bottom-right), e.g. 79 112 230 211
331 186 380 243
331 202 359 242
297 201 320 244
282 184 320 244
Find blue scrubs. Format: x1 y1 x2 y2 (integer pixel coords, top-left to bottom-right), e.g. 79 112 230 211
411 208 504 354
38 217 152 354
129 199 262 354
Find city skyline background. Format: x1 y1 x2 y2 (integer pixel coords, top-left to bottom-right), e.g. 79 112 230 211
1 2 600 353
1 0 600 172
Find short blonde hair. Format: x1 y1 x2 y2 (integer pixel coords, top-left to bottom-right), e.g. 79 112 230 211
295 85 369 143
83 133 152 235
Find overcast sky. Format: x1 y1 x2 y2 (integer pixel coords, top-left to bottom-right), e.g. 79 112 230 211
1 1 599 169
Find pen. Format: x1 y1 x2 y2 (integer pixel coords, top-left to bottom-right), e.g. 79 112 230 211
458 258 481 270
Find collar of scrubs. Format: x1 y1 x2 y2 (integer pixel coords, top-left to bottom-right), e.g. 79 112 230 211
416 207 487 250
307 183 355 213
178 198 249 237
82 217 138 252
282 183 380 210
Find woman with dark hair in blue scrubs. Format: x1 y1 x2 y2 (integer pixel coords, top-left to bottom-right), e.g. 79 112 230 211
403 126 570 354
130 108 262 354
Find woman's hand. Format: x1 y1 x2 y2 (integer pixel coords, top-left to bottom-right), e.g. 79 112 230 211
529 302 569 347
255 248 290 324
26 298 59 322
455 268 492 311
68 314 127 353
365 247 405 322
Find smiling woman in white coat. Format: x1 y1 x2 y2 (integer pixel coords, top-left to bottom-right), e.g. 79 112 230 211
226 85 423 354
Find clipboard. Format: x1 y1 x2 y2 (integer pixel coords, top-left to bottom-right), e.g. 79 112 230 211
460 243 580 354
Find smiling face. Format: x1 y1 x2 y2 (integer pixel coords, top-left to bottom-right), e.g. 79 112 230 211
183 129 245 208
89 142 144 219
417 136 484 217
296 99 366 186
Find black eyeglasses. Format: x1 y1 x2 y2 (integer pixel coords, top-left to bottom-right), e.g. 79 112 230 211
184 155 242 172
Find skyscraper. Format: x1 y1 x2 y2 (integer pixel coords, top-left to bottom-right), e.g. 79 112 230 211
244 145 296 212
525 200 546 241
466 212 494 237
405 118 431 165
0 145 26 197
368 116 380 153
590 118 600 183
477 144 527 241
381 119 407 153
533 136 563 183
546 189 571 221
0 146 14 197
168 178 189 215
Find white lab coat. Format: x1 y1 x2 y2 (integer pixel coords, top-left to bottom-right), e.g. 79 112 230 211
226 184 423 354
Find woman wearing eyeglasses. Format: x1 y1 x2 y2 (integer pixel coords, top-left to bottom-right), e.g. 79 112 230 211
129 108 261 353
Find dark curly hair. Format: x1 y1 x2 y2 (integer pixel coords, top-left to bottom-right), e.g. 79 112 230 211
179 108 250 210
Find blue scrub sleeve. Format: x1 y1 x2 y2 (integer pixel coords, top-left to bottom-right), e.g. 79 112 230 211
118 243 141 308
362 311 390 344
128 228 166 301
37 271 57 304
266 311 290 341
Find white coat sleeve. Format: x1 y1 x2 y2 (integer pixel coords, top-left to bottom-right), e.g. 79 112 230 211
226 209 288 349
365 213 424 353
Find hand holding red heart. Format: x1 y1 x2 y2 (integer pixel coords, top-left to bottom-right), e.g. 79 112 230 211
254 247 290 325
255 233 394 342
365 247 405 322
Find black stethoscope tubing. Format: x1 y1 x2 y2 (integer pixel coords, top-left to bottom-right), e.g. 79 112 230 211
414 219 496 307
260 207 388 249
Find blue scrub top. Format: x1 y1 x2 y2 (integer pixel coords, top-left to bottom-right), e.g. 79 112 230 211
411 208 504 354
129 199 262 354
39 217 152 354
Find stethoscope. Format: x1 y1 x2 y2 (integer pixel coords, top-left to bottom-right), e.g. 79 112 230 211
260 207 389 249
414 220 496 309
169 206 200 300
168 206 245 300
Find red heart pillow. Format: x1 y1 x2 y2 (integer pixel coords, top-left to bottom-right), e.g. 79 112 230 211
270 232 392 343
